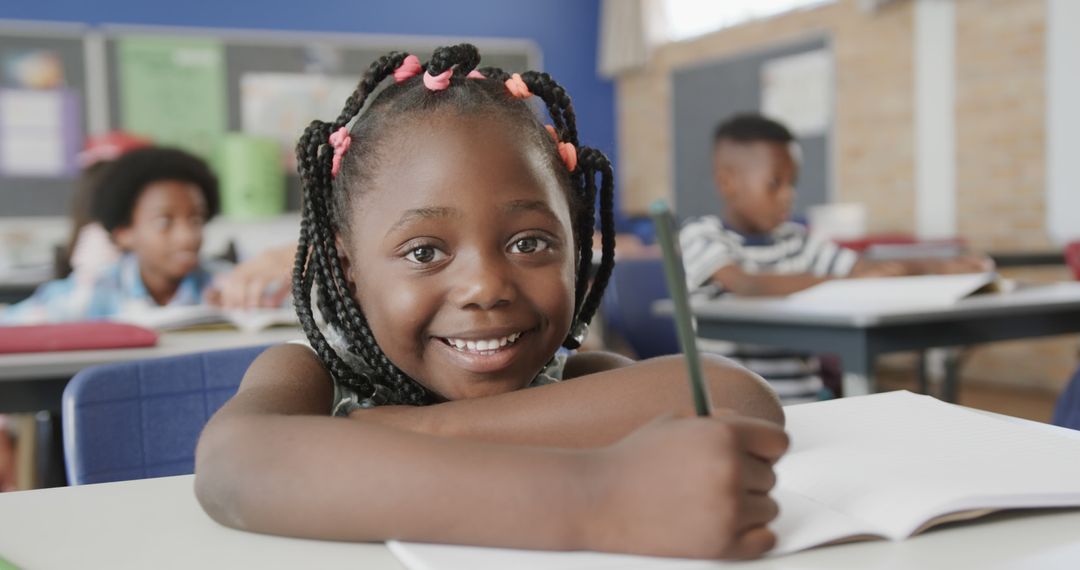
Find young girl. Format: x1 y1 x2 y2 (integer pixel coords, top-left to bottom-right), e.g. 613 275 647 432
195 44 787 561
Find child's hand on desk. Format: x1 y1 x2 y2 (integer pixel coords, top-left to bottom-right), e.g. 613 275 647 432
582 413 789 560
925 253 995 275
850 260 907 278
206 244 296 309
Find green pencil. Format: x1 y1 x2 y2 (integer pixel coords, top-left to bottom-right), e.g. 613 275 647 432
650 199 713 417
0 553 22 570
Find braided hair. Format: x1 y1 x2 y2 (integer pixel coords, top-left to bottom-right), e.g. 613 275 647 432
293 44 616 406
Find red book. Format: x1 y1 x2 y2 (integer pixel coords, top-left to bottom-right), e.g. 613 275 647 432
0 321 159 354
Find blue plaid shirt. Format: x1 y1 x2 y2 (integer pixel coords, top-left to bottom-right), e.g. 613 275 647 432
0 254 218 325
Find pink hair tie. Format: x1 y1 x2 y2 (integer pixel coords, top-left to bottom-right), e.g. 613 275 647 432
558 142 577 172
505 73 531 98
466 69 486 80
393 54 422 83
543 124 576 171
328 127 352 178
423 68 453 91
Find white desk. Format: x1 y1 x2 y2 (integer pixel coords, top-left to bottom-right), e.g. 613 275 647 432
0 327 301 413
0 474 1078 570
660 282 1080 399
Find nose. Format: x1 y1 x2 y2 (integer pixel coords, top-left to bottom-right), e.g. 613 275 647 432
450 251 516 311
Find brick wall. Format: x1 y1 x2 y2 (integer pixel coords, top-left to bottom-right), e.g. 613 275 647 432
956 0 1048 251
617 0 916 234
615 0 1077 392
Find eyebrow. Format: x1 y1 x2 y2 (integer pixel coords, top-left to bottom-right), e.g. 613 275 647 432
387 206 462 235
501 199 559 223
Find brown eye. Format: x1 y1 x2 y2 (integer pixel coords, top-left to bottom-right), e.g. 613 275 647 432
411 246 434 263
510 237 549 254
404 245 445 264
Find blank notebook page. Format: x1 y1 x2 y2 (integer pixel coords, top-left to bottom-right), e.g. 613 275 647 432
389 391 1080 568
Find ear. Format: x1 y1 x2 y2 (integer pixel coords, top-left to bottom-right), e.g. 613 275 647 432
112 226 135 251
335 234 357 295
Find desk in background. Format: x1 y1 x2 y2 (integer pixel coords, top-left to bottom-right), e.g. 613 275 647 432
0 327 300 414
0 327 301 488
0 474 1078 569
660 282 1080 399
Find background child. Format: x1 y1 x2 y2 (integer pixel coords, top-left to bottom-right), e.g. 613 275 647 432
196 44 787 561
59 131 154 281
680 114 991 403
0 147 221 324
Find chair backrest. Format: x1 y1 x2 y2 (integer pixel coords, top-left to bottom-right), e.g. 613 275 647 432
62 344 269 485
600 257 680 359
1065 241 1080 281
1053 366 1080 431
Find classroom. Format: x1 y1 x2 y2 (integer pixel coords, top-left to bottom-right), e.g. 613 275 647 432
1 0 1079 568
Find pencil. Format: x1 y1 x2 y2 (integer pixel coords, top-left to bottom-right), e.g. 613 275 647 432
0 553 21 570
650 200 713 417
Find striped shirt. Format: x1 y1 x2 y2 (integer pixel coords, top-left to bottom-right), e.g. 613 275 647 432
679 216 858 404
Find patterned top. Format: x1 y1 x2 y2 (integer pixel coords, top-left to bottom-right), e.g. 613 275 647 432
678 216 859 404
680 216 858 292
296 328 568 416
0 253 218 325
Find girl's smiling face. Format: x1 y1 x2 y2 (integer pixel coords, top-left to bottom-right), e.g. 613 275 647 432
342 112 576 401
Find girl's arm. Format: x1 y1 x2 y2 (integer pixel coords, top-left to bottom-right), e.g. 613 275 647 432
354 352 783 448
195 344 788 559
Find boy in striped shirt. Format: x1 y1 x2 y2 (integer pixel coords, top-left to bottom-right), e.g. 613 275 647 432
680 114 988 403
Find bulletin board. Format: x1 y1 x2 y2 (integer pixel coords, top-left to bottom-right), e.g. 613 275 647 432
671 36 832 222
0 21 89 216
0 22 538 217
100 27 538 212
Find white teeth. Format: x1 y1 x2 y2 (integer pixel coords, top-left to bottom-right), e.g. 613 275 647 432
444 332 524 353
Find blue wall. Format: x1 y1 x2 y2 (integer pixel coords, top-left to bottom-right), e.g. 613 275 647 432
2 0 616 179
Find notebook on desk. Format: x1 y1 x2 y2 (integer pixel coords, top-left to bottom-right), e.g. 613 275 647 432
783 272 1008 311
388 391 1080 569
111 305 299 334
0 321 158 354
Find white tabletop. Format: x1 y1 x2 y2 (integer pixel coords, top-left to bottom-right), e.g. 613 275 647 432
0 327 301 381
663 282 1080 328
1 474 1077 570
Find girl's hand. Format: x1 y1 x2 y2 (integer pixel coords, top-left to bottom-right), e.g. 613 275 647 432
205 243 296 310
927 253 995 274
581 413 789 560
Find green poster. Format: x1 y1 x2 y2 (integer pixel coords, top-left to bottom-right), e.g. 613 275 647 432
218 133 285 219
118 36 226 161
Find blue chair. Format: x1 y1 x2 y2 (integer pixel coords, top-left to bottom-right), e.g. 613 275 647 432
1052 367 1080 431
600 257 680 359
62 345 269 485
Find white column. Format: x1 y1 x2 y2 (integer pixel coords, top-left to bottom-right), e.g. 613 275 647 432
1047 0 1080 244
914 0 957 239
83 32 110 136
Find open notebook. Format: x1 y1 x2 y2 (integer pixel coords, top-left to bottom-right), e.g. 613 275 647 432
111 305 298 333
781 272 1006 311
388 391 1080 569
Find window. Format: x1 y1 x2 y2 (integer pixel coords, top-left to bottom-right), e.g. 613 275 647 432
660 0 835 42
